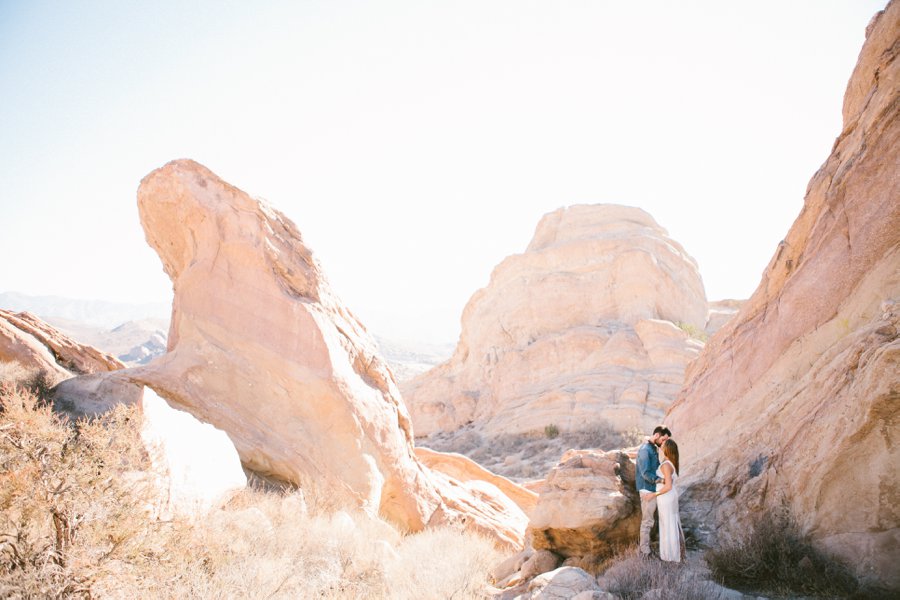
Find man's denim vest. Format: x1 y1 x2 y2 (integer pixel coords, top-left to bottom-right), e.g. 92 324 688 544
636 440 660 494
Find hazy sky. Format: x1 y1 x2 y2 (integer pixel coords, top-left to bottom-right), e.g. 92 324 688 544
0 1 887 342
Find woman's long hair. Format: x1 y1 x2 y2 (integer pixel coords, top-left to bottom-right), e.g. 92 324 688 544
662 439 679 474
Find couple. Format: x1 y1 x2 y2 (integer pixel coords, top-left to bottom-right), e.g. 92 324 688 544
636 425 684 562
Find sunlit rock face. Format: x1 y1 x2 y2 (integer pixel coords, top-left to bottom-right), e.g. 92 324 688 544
403 204 708 438
528 449 640 559
53 159 526 547
0 308 123 381
667 3 900 590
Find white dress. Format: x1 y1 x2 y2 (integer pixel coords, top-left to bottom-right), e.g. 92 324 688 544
656 460 684 562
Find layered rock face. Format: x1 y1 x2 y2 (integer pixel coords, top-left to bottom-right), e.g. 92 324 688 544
0 309 124 381
55 159 527 546
403 205 707 437
667 3 899 589
528 449 639 559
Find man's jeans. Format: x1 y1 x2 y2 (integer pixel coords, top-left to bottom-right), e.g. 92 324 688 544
639 491 657 555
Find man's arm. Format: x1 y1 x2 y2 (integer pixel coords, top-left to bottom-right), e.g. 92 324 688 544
637 445 658 485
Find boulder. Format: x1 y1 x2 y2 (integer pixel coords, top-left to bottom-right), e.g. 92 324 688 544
526 567 604 599
55 159 526 547
403 205 707 438
0 309 123 380
528 449 640 559
666 2 900 589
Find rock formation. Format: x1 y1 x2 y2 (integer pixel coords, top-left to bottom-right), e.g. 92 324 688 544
0 308 124 380
403 205 708 438
55 159 526 547
666 2 899 589
528 449 639 559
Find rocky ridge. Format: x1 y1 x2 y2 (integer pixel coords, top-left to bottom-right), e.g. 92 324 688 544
666 2 899 589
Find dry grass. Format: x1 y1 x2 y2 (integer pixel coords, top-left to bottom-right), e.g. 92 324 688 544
704 508 865 598
600 548 726 600
423 421 643 481
0 361 61 405
0 377 502 599
0 382 153 599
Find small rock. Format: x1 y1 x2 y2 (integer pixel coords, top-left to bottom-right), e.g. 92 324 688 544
528 566 601 599
521 549 562 580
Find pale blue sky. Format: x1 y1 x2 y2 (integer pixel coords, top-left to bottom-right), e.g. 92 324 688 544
0 1 888 342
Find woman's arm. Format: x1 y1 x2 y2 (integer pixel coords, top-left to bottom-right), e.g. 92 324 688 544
655 462 674 497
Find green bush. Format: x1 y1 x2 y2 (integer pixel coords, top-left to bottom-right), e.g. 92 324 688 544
675 321 709 342
543 424 559 439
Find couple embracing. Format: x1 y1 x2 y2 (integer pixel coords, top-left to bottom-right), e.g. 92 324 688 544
636 425 685 562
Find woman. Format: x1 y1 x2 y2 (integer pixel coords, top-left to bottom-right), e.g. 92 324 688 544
652 439 685 562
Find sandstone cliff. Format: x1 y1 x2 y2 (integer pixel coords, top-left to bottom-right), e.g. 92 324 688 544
55 159 528 547
403 205 708 439
666 2 899 589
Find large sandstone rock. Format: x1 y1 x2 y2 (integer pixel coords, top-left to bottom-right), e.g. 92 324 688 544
56 159 526 547
528 449 639 559
666 3 899 589
403 205 707 438
0 309 123 381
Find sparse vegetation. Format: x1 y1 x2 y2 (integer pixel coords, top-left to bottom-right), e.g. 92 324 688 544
676 321 709 342
422 420 643 481
0 361 61 405
0 377 502 599
600 548 726 599
705 507 863 598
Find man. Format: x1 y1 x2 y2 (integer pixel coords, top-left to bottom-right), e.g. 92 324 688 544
636 425 671 557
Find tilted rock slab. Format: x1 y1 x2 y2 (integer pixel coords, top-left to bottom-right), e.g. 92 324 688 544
403 205 707 437
55 159 525 545
666 3 899 589
416 446 538 514
0 308 123 381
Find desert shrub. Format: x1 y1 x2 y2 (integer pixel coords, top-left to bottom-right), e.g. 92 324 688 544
602 548 725 600
0 382 155 598
0 363 60 406
675 322 708 342
543 424 560 439
705 508 860 598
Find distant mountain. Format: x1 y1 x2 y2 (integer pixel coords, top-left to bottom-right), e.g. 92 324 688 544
0 291 170 329
44 316 170 366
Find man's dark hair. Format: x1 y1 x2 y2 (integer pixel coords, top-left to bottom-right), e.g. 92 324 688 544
652 425 672 436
